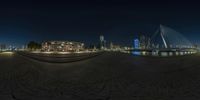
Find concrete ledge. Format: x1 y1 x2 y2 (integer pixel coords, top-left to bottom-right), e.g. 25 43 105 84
17 51 103 63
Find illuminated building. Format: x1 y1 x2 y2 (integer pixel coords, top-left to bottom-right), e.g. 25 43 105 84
139 35 151 49
100 35 106 49
41 41 84 52
110 42 121 51
139 35 146 49
147 38 151 49
134 39 140 49
110 42 113 49
100 35 104 42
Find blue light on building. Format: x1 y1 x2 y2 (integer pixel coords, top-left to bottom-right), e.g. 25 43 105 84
134 39 140 49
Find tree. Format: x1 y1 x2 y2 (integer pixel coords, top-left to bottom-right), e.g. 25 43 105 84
27 41 41 50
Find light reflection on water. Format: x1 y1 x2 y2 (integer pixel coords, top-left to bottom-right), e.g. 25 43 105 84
130 51 196 57
132 51 141 56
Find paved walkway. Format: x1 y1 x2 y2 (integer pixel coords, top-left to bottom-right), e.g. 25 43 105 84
0 53 200 100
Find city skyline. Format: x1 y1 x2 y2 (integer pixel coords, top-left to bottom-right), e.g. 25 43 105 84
1 1 200 100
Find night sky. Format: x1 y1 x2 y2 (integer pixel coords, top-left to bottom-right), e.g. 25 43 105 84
0 0 200 47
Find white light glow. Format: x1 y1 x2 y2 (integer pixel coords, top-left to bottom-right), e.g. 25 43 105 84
42 52 54 54
31 51 41 53
141 51 146 55
169 52 173 56
57 52 71 54
0 52 14 56
161 52 168 57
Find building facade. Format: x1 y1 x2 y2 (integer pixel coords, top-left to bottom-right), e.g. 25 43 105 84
100 35 106 49
139 35 151 49
41 41 84 52
134 39 140 49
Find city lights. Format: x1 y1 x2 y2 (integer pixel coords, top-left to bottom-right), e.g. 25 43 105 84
0 52 14 56
0 1 200 100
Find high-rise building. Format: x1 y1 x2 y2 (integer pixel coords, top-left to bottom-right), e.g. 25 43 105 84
147 37 151 49
134 39 140 49
100 35 104 42
138 34 151 49
110 42 113 49
100 35 105 49
139 35 146 49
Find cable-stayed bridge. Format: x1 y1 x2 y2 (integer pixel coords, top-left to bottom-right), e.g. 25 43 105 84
151 25 194 49
126 25 197 56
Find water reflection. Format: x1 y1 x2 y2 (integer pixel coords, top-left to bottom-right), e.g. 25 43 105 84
130 51 196 57
132 51 141 56
132 51 151 56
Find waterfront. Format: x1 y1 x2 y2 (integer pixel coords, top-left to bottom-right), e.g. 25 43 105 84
0 52 200 99
128 51 197 57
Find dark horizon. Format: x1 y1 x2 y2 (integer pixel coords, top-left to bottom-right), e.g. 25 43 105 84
0 0 200 47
